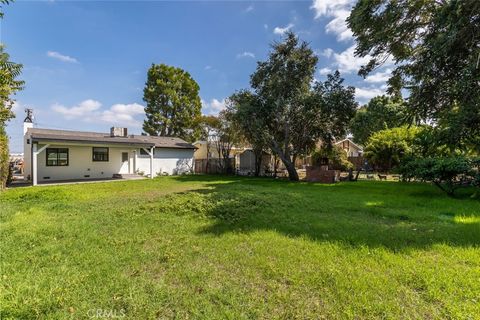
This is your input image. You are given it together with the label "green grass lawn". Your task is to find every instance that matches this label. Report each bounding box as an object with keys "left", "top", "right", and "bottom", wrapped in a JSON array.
[{"left": 1, "top": 176, "right": 479, "bottom": 319}]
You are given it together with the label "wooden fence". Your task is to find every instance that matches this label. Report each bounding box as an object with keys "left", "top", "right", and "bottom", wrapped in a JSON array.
[{"left": 194, "top": 158, "right": 236, "bottom": 174}]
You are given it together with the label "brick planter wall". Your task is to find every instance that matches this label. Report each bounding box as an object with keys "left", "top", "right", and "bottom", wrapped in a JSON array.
[{"left": 306, "top": 166, "right": 340, "bottom": 183}]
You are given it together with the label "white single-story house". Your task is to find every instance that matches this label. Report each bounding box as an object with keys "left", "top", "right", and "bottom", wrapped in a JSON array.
[
  {"left": 23, "top": 120, "right": 196, "bottom": 185},
  {"left": 334, "top": 138, "right": 363, "bottom": 157}
]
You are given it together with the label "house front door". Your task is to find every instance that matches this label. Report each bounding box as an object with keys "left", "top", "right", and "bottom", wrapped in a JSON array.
[{"left": 120, "top": 152, "right": 129, "bottom": 174}]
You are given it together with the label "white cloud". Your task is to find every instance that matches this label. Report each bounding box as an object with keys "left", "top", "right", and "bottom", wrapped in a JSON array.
[
  {"left": 11, "top": 101, "right": 23, "bottom": 113},
  {"left": 237, "top": 51, "right": 255, "bottom": 59},
  {"left": 311, "top": 0, "right": 351, "bottom": 17},
  {"left": 319, "top": 67, "right": 332, "bottom": 75},
  {"left": 323, "top": 45, "right": 394, "bottom": 76},
  {"left": 264, "top": 24, "right": 268, "bottom": 30},
  {"left": 52, "top": 99, "right": 101, "bottom": 119},
  {"left": 319, "top": 48, "right": 334, "bottom": 58},
  {"left": 331, "top": 45, "right": 372, "bottom": 73},
  {"left": 52, "top": 100, "right": 145, "bottom": 126},
  {"left": 202, "top": 98, "right": 226, "bottom": 115},
  {"left": 364, "top": 69, "right": 392, "bottom": 83},
  {"left": 273, "top": 23, "right": 294, "bottom": 35},
  {"left": 46, "top": 51, "right": 78, "bottom": 63},
  {"left": 325, "top": 9, "right": 353, "bottom": 41},
  {"left": 100, "top": 103, "right": 144, "bottom": 126},
  {"left": 311, "top": 0, "right": 354, "bottom": 41},
  {"left": 244, "top": 5, "right": 254, "bottom": 13},
  {"left": 355, "top": 87, "right": 385, "bottom": 101}
]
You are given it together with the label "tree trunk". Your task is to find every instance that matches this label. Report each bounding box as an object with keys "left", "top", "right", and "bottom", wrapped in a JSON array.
[
  {"left": 284, "top": 160, "right": 299, "bottom": 181},
  {"left": 222, "top": 143, "right": 234, "bottom": 174},
  {"left": 254, "top": 148, "right": 262, "bottom": 176},
  {"left": 271, "top": 142, "right": 299, "bottom": 181},
  {"left": 215, "top": 142, "right": 223, "bottom": 173},
  {"left": 205, "top": 141, "right": 210, "bottom": 174},
  {"left": 273, "top": 155, "right": 278, "bottom": 178}
]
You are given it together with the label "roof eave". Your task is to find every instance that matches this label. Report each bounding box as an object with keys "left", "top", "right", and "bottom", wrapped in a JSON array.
[{"left": 31, "top": 137, "right": 155, "bottom": 147}]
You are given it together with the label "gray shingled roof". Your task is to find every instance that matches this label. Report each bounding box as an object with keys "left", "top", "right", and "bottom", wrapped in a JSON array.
[{"left": 28, "top": 128, "right": 196, "bottom": 149}]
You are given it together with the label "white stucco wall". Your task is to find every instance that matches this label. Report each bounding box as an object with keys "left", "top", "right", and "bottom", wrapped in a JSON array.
[
  {"left": 23, "top": 133, "right": 32, "bottom": 179},
  {"left": 25, "top": 143, "right": 194, "bottom": 182},
  {"left": 34, "top": 144, "right": 135, "bottom": 182},
  {"left": 136, "top": 148, "right": 194, "bottom": 176}
]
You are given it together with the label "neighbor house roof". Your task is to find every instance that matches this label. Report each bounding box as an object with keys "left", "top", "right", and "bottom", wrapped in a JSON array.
[
  {"left": 28, "top": 128, "right": 196, "bottom": 149},
  {"left": 334, "top": 138, "right": 363, "bottom": 151}
]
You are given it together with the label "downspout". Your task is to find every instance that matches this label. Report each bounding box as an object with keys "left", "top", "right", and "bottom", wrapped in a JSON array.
[
  {"left": 30, "top": 141, "right": 33, "bottom": 183},
  {"left": 150, "top": 146, "right": 155, "bottom": 179},
  {"left": 31, "top": 142, "right": 35, "bottom": 185}
]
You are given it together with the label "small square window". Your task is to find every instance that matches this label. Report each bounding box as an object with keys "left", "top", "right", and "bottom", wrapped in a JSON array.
[
  {"left": 93, "top": 147, "right": 109, "bottom": 161},
  {"left": 46, "top": 148, "right": 69, "bottom": 166}
]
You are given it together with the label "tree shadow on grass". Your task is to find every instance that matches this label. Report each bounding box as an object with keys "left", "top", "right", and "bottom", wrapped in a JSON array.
[{"left": 172, "top": 176, "right": 480, "bottom": 251}]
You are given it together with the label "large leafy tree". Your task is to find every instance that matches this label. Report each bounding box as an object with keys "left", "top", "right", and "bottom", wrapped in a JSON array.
[
  {"left": 228, "top": 90, "right": 269, "bottom": 176},
  {"left": 197, "top": 115, "right": 220, "bottom": 173},
  {"left": 212, "top": 110, "right": 240, "bottom": 174},
  {"left": 1, "top": 0, "right": 24, "bottom": 190},
  {"left": 350, "top": 95, "right": 407, "bottom": 145},
  {"left": 347, "top": 0, "right": 480, "bottom": 150},
  {"left": 143, "top": 64, "right": 202, "bottom": 141},
  {"left": 0, "top": 45, "right": 23, "bottom": 126},
  {"left": 232, "top": 33, "right": 357, "bottom": 181}
]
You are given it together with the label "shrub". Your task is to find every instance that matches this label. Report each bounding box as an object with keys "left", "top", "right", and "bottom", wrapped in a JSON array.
[
  {"left": 398, "top": 156, "right": 479, "bottom": 196},
  {"left": 364, "top": 126, "right": 420, "bottom": 172},
  {"left": 311, "top": 145, "right": 353, "bottom": 171},
  {"left": 0, "top": 128, "right": 9, "bottom": 190}
]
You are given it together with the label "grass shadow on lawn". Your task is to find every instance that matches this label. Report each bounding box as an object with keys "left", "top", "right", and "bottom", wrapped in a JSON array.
[{"left": 173, "top": 175, "right": 480, "bottom": 251}]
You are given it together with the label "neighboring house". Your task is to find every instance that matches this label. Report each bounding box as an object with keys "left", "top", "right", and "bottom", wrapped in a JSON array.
[
  {"left": 193, "top": 141, "right": 220, "bottom": 160},
  {"left": 193, "top": 140, "right": 244, "bottom": 160},
  {"left": 23, "top": 120, "right": 195, "bottom": 185},
  {"left": 237, "top": 149, "right": 274, "bottom": 175},
  {"left": 193, "top": 140, "right": 247, "bottom": 174},
  {"left": 334, "top": 138, "right": 363, "bottom": 157}
]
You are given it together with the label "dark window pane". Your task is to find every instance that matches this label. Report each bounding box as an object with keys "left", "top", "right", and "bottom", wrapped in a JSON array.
[
  {"left": 93, "top": 147, "right": 109, "bottom": 161},
  {"left": 46, "top": 148, "right": 68, "bottom": 166}
]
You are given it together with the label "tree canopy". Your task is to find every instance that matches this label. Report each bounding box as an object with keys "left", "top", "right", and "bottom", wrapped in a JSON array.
[
  {"left": 228, "top": 90, "right": 269, "bottom": 176},
  {"left": 364, "top": 126, "right": 421, "bottom": 171},
  {"left": 0, "top": 45, "right": 23, "bottom": 126},
  {"left": 143, "top": 64, "right": 202, "bottom": 141},
  {"left": 1, "top": 0, "right": 23, "bottom": 190},
  {"left": 347, "top": 0, "right": 480, "bottom": 150},
  {"left": 230, "top": 33, "right": 357, "bottom": 181},
  {"left": 350, "top": 95, "right": 407, "bottom": 145}
]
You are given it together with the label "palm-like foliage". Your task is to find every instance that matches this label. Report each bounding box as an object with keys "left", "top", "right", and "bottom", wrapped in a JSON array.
[{"left": 0, "top": 45, "right": 24, "bottom": 125}]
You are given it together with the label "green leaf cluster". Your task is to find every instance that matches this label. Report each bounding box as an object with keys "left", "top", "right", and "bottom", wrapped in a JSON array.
[
  {"left": 229, "top": 33, "right": 357, "bottom": 180},
  {"left": 142, "top": 64, "right": 201, "bottom": 141},
  {"left": 0, "top": 45, "right": 24, "bottom": 126},
  {"left": 398, "top": 156, "right": 479, "bottom": 196},
  {"left": 348, "top": 0, "right": 480, "bottom": 149},
  {"left": 364, "top": 126, "right": 421, "bottom": 171},
  {"left": 311, "top": 145, "right": 354, "bottom": 171},
  {"left": 350, "top": 95, "right": 407, "bottom": 145}
]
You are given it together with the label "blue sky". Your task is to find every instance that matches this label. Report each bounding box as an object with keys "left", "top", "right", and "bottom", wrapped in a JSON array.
[{"left": 3, "top": 0, "right": 392, "bottom": 152}]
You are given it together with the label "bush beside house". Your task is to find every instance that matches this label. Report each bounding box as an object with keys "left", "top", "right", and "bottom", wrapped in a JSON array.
[{"left": 0, "top": 128, "right": 10, "bottom": 189}]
